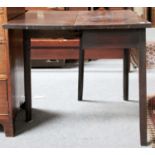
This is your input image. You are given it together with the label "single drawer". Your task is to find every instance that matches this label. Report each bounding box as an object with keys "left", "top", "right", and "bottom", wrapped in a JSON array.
[
  {"left": 82, "top": 30, "right": 140, "bottom": 49},
  {"left": 0, "top": 80, "right": 9, "bottom": 115},
  {"left": 0, "top": 43, "right": 7, "bottom": 74}
]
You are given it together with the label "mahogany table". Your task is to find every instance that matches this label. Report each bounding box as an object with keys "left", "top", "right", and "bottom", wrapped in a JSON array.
[{"left": 3, "top": 10, "right": 151, "bottom": 146}]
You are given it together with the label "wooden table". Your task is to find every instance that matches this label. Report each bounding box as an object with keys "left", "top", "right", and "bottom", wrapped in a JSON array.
[{"left": 3, "top": 10, "right": 151, "bottom": 146}]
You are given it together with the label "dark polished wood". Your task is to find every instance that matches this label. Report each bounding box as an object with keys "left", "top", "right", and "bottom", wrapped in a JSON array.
[
  {"left": 3, "top": 10, "right": 150, "bottom": 30},
  {"left": 75, "top": 10, "right": 150, "bottom": 29},
  {"left": 78, "top": 34, "right": 84, "bottom": 101},
  {"left": 3, "top": 10, "right": 151, "bottom": 145},
  {"left": 3, "top": 11, "right": 78, "bottom": 30},
  {"left": 23, "top": 30, "right": 32, "bottom": 122},
  {"left": 138, "top": 29, "right": 147, "bottom": 146},
  {"left": 82, "top": 29, "right": 141, "bottom": 48},
  {"left": 123, "top": 48, "right": 130, "bottom": 101}
]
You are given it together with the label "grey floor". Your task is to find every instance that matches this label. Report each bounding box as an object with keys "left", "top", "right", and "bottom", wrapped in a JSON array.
[{"left": 0, "top": 28, "right": 155, "bottom": 148}]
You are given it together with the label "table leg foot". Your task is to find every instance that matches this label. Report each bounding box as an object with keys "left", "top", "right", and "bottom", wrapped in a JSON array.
[
  {"left": 25, "top": 103, "right": 32, "bottom": 122},
  {"left": 140, "top": 137, "right": 148, "bottom": 146},
  {"left": 78, "top": 95, "right": 83, "bottom": 101}
]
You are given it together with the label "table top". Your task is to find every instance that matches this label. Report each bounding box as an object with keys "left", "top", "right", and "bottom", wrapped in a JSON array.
[{"left": 3, "top": 10, "right": 151, "bottom": 30}]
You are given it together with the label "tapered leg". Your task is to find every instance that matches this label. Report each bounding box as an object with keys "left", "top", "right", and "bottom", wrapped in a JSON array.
[
  {"left": 138, "top": 30, "right": 147, "bottom": 146},
  {"left": 23, "top": 30, "right": 32, "bottom": 122},
  {"left": 123, "top": 48, "right": 130, "bottom": 101},
  {"left": 78, "top": 36, "right": 85, "bottom": 101}
]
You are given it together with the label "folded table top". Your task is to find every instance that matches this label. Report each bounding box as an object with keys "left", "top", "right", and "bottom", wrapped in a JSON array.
[{"left": 3, "top": 10, "right": 151, "bottom": 30}]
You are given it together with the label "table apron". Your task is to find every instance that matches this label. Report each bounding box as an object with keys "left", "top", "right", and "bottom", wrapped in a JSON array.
[{"left": 82, "top": 29, "right": 142, "bottom": 49}]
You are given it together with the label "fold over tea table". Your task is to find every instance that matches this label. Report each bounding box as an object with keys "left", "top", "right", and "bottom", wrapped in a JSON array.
[{"left": 3, "top": 10, "right": 151, "bottom": 145}]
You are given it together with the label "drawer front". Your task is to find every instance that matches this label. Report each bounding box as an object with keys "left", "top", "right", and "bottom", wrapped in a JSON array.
[
  {"left": 0, "top": 43, "right": 7, "bottom": 74},
  {"left": 0, "top": 80, "right": 9, "bottom": 114},
  {"left": 82, "top": 30, "right": 139, "bottom": 49}
]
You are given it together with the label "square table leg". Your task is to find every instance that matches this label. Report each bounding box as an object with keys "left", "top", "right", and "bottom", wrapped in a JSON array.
[
  {"left": 138, "top": 29, "right": 147, "bottom": 146},
  {"left": 78, "top": 35, "right": 85, "bottom": 101},
  {"left": 123, "top": 48, "right": 130, "bottom": 101},
  {"left": 23, "top": 30, "right": 32, "bottom": 122}
]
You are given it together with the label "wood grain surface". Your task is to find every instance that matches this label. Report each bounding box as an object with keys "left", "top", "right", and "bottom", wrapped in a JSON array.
[{"left": 3, "top": 10, "right": 151, "bottom": 30}]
